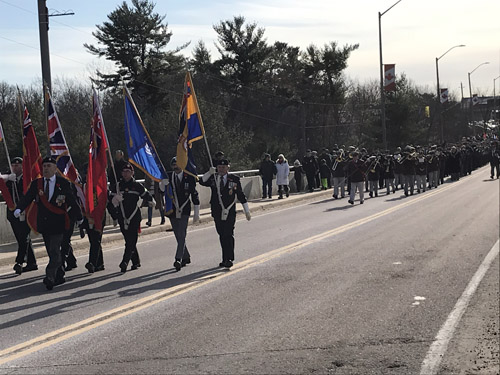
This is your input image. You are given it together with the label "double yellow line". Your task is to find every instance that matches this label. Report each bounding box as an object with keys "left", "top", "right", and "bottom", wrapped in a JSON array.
[{"left": 0, "top": 178, "right": 466, "bottom": 365}]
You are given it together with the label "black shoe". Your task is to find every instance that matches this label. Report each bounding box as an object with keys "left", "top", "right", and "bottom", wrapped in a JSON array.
[
  {"left": 268, "top": 196, "right": 272, "bottom": 199},
  {"left": 332, "top": 194, "right": 337, "bottom": 199},
  {"left": 174, "top": 260, "right": 182, "bottom": 271},
  {"left": 95, "top": 265, "right": 105, "bottom": 272},
  {"left": 146, "top": 221, "right": 152, "bottom": 227},
  {"left": 119, "top": 261, "right": 127, "bottom": 273},
  {"left": 160, "top": 218, "right": 165, "bottom": 225},
  {"left": 360, "top": 200, "right": 364, "bottom": 204},
  {"left": 369, "top": 192, "right": 373, "bottom": 198},
  {"left": 278, "top": 196, "right": 283, "bottom": 199},
  {"left": 22, "top": 264, "right": 38, "bottom": 272},
  {"left": 375, "top": 192, "right": 378, "bottom": 197},
  {"left": 181, "top": 258, "right": 191, "bottom": 267},
  {"left": 404, "top": 192, "right": 409, "bottom": 197},
  {"left": 43, "top": 277, "right": 54, "bottom": 291},
  {"left": 131, "top": 263, "right": 141, "bottom": 270},
  {"left": 223, "top": 260, "right": 233, "bottom": 268},
  {"left": 85, "top": 262, "right": 95, "bottom": 274},
  {"left": 219, "top": 262, "right": 225, "bottom": 267},
  {"left": 65, "top": 263, "right": 77, "bottom": 272},
  {"left": 286, "top": 192, "right": 289, "bottom": 197},
  {"left": 348, "top": 200, "right": 354, "bottom": 205},
  {"left": 54, "top": 277, "right": 66, "bottom": 286},
  {"left": 13, "top": 263, "right": 22, "bottom": 275}
]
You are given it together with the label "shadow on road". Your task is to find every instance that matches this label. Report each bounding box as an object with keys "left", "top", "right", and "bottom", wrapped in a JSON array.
[{"left": 0, "top": 265, "right": 226, "bottom": 331}]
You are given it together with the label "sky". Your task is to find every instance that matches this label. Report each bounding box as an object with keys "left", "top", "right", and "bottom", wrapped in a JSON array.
[{"left": 0, "top": 0, "right": 499, "bottom": 100}]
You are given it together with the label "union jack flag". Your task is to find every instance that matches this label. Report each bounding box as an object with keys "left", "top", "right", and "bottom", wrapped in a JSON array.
[{"left": 46, "top": 89, "right": 85, "bottom": 210}]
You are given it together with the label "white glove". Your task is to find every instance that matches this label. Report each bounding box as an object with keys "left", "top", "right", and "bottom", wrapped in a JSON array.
[
  {"left": 193, "top": 205, "right": 200, "bottom": 224},
  {"left": 202, "top": 167, "right": 217, "bottom": 182},
  {"left": 148, "top": 198, "right": 156, "bottom": 208},
  {"left": 13, "top": 209, "right": 21, "bottom": 218},
  {"left": 242, "top": 202, "right": 251, "bottom": 221},
  {"left": 76, "top": 218, "right": 84, "bottom": 226},
  {"left": 111, "top": 193, "right": 123, "bottom": 207},
  {"left": 7, "top": 173, "right": 16, "bottom": 182},
  {"left": 159, "top": 178, "right": 169, "bottom": 192}
]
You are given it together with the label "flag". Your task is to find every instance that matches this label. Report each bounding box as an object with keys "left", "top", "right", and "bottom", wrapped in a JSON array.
[
  {"left": 46, "top": 89, "right": 85, "bottom": 210},
  {"left": 0, "top": 120, "right": 4, "bottom": 141},
  {"left": 123, "top": 86, "right": 167, "bottom": 181},
  {"left": 384, "top": 64, "right": 396, "bottom": 92},
  {"left": 425, "top": 106, "right": 430, "bottom": 118},
  {"left": 472, "top": 94, "right": 479, "bottom": 106},
  {"left": 176, "top": 72, "right": 205, "bottom": 178},
  {"left": 163, "top": 183, "right": 174, "bottom": 216},
  {"left": 85, "top": 90, "right": 109, "bottom": 231},
  {"left": 0, "top": 120, "right": 14, "bottom": 210},
  {"left": 20, "top": 100, "right": 42, "bottom": 232},
  {"left": 440, "top": 88, "right": 449, "bottom": 104}
]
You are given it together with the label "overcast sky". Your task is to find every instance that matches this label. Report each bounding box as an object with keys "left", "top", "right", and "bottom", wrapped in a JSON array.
[{"left": 1, "top": 0, "right": 499, "bottom": 99}]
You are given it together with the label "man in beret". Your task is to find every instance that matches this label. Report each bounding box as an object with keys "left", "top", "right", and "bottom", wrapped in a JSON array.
[
  {"left": 199, "top": 159, "right": 251, "bottom": 268},
  {"left": 1, "top": 157, "right": 37, "bottom": 275},
  {"left": 14, "top": 156, "right": 83, "bottom": 290},
  {"left": 108, "top": 162, "right": 154, "bottom": 273}
]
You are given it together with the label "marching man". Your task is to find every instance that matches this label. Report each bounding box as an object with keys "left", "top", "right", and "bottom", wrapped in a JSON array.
[{"left": 199, "top": 158, "right": 251, "bottom": 268}]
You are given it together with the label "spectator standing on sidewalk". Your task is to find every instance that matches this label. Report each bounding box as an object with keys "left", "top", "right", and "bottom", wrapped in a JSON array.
[
  {"left": 319, "top": 159, "right": 331, "bottom": 190},
  {"left": 275, "top": 154, "right": 290, "bottom": 199},
  {"left": 258, "top": 153, "right": 276, "bottom": 199},
  {"left": 293, "top": 160, "right": 304, "bottom": 192}
]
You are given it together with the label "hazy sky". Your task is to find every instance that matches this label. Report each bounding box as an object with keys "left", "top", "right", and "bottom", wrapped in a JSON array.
[{"left": 1, "top": 0, "right": 499, "bottom": 99}]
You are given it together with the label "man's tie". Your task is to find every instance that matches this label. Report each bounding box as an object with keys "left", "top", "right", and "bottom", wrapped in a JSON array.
[{"left": 44, "top": 178, "right": 50, "bottom": 199}]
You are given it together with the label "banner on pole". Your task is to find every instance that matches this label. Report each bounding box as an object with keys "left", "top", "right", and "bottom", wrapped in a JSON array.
[
  {"left": 384, "top": 64, "right": 396, "bottom": 92},
  {"left": 440, "top": 88, "right": 449, "bottom": 104}
]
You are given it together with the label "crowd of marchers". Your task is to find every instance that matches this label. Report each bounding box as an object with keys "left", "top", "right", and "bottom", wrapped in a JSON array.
[{"left": 259, "top": 137, "right": 500, "bottom": 204}]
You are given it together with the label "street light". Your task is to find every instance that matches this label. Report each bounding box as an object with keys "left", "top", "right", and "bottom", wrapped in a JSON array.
[
  {"left": 436, "top": 44, "right": 465, "bottom": 143},
  {"left": 379, "top": 0, "right": 403, "bottom": 151},
  {"left": 468, "top": 62, "right": 490, "bottom": 136},
  {"left": 493, "top": 75, "right": 500, "bottom": 126}
]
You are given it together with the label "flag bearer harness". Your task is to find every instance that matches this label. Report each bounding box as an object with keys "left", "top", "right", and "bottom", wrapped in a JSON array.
[
  {"left": 171, "top": 173, "right": 190, "bottom": 219},
  {"left": 215, "top": 174, "right": 236, "bottom": 221}
]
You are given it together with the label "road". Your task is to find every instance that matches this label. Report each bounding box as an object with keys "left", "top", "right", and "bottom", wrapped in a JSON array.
[{"left": 0, "top": 167, "right": 498, "bottom": 374}]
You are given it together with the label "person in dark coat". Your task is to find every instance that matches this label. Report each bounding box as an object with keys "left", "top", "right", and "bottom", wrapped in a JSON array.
[
  {"left": 258, "top": 153, "right": 276, "bottom": 199},
  {"left": 14, "top": 156, "right": 83, "bottom": 290},
  {"left": 347, "top": 151, "right": 367, "bottom": 204},
  {"left": 447, "top": 146, "right": 461, "bottom": 181},
  {"left": 293, "top": 160, "right": 304, "bottom": 192},
  {"left": 302, "top": 150, "right": 318, "bottom": 192},
  {"left": 199, "top": 159, "right": 250, "bottom": 268},
  {"left": 1, "top": 157, "right": 37, "bottom": 275}
]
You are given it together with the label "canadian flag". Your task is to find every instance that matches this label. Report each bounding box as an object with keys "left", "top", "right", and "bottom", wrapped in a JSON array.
[
  {"left": 384, "top": 64, "right": 396, "bottom": 92},
  {"left": 472, "top": 94, "right": 479, "bottom": 106},
  {"left": 440, "top": 88, "right": 449, "bottom": 104}
]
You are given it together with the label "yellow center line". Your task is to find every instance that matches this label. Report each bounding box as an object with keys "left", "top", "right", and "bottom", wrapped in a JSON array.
[{"left": 0, "top": 177, "right": 470, "bottom": 365}]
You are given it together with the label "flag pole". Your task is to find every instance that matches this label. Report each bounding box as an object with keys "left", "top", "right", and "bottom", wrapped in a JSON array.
[
  {"left": 187, "top": 71, "right": 214, "bottom": 168},
  {"left": 0, "top": 121, "right": 13, "bottom": 171}
]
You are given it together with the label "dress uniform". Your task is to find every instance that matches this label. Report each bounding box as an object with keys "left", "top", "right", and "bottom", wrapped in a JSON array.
[
  {"left": 199, "top": 159, "right": 251, "bottom": 268},
  {"left": 2, "top": 157, "right": 37, "bottom": 274},
  {"left": 82, "top": 214, "right": 106, "bottom": 273},
  {"left": 14, "top": 156, "right": 82, "bottom": 290},
  {"left": 346, "top": 152, "right": 366, "bottom": 204},
  {"left": 109, "top": 162, "right": 153, "bottom": 273},
  {"left": 162, "top": 157, "right": 200, "bottom": 271}
]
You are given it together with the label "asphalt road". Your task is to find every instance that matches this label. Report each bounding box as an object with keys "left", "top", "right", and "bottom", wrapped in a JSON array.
[{"left": 0, "top": 167, "right": 498, "bottom": 374}]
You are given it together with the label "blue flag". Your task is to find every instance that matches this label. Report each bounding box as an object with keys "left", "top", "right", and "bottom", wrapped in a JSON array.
[{"left": 123, "top": 87, "right": 167, "bottom": 181}]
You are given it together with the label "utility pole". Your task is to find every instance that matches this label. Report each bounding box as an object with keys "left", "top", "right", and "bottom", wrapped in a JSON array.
[{"left": 37, "top": 0, "right": 51, "bottom": 95}]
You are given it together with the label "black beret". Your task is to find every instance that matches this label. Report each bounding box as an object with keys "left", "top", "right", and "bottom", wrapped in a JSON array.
[
  {"left": 42, "top": 156, "right": 57, "bottom": 164},
  {"left": 122, "top": 162, "right": 134, "bottom": 171},
  {"left": 11, "top": 157, "right": 22, "bottom": 165},
  {"left": 217, "top": 159, "right": 230, "bottom": 166},
  {"left": 215, "top": 151, "right": 225, "bottom": 157}
]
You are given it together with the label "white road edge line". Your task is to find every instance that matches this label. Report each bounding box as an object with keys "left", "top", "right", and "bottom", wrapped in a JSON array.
[{"left": 419, "top": 239, "right": 499, "bottom": 375}]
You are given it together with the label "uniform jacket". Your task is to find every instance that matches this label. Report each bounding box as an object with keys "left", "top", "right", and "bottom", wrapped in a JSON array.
[
  {"left": 199, "top": 173, "right": 247, "bottom": 218},
  {"left": 331, "top": 160, "right": 347, "bottom": 178},
  {"left": 302, "top": 155, "right": 318, "bottom": 175},
  {"left": 347, "top": 159, "right": 367, "bottom": 182},
  {"left": 415, "top": 158, "right": 427, "bottom": 175},
  {"left": 167, "top": 171, "right": 199, "bottom": 217},
  {"left": 16, "top": 176, "right": 82, "bottom": 235},
  {"left": 108, "top": 177, "right": 152, "bottom": 222}
]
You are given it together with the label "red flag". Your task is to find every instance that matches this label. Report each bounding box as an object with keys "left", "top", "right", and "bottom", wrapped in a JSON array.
[
  {"left": 0, "top": 179, "right": 15, "bottom": 210},
  {"left": 440, "top": 88, "right": 449, "bottom": 104},
  {"left": 85, "top": 90, "right": 109, "bottom": 231},
  {"left": 384, "top": 64, "right": 396, "bottom": 92},
  {"left": 20, "top": 102, "right": 42, "bottom": 233}
]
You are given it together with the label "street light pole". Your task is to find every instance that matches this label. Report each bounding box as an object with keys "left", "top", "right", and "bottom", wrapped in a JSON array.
[
  {"left": 468, "top": 62, "right": 490, "bottom": 137},
  {"left": 379, "top": 0, "right": 403, "bottom": 151},
  {"left": 494, "top": 75, "right": 500, "bottom": 127},
  {"left": 435, "top": 45, "right": 465, "bottom": 143}
]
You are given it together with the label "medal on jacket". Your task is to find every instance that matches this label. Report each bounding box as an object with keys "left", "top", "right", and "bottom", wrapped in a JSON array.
[{"left": 56, "top": 195, "right": 66, "bottom": 207}]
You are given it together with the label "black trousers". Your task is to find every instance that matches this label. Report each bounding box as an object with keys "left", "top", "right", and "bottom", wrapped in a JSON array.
[
  {"left": 42, "top": 233, "right": 64, "bottom": 283},
  {"left": 86, "top": 227, "right": 104, "bottom": 268},
  {"left": 214, "top": 212, "right": 236, "bottom": 262},
  {"left": 306, "top": 173, "right": 315, "bottom": 191},
  {"left": 11, "top": 219, "right": 36, "bottom": 265},
  {"left": 295, "top": 177, "right": 302, "bottom": 192},
  {"left": 119, "top": 218, "right": 140, "bottom": 266},
  {"left": 262, "top": 178, "right": 273, "bottom": 197},
  {"left": 61, "top": 220, "right": 77, "bottom": 267}
]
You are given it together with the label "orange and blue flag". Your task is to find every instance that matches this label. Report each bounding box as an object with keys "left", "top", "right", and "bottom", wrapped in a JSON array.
[{"left": 176, "top": 72, "right": 205, "bottom": 177}]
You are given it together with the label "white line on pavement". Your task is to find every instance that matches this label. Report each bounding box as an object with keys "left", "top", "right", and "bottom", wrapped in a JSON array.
[{"left": 419, "top": 239, "right": 500, "bottom": 375}]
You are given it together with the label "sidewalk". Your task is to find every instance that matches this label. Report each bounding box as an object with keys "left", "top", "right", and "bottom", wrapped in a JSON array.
[{"left": 0, "top": 189, "right": 333, "bottom": 268}]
